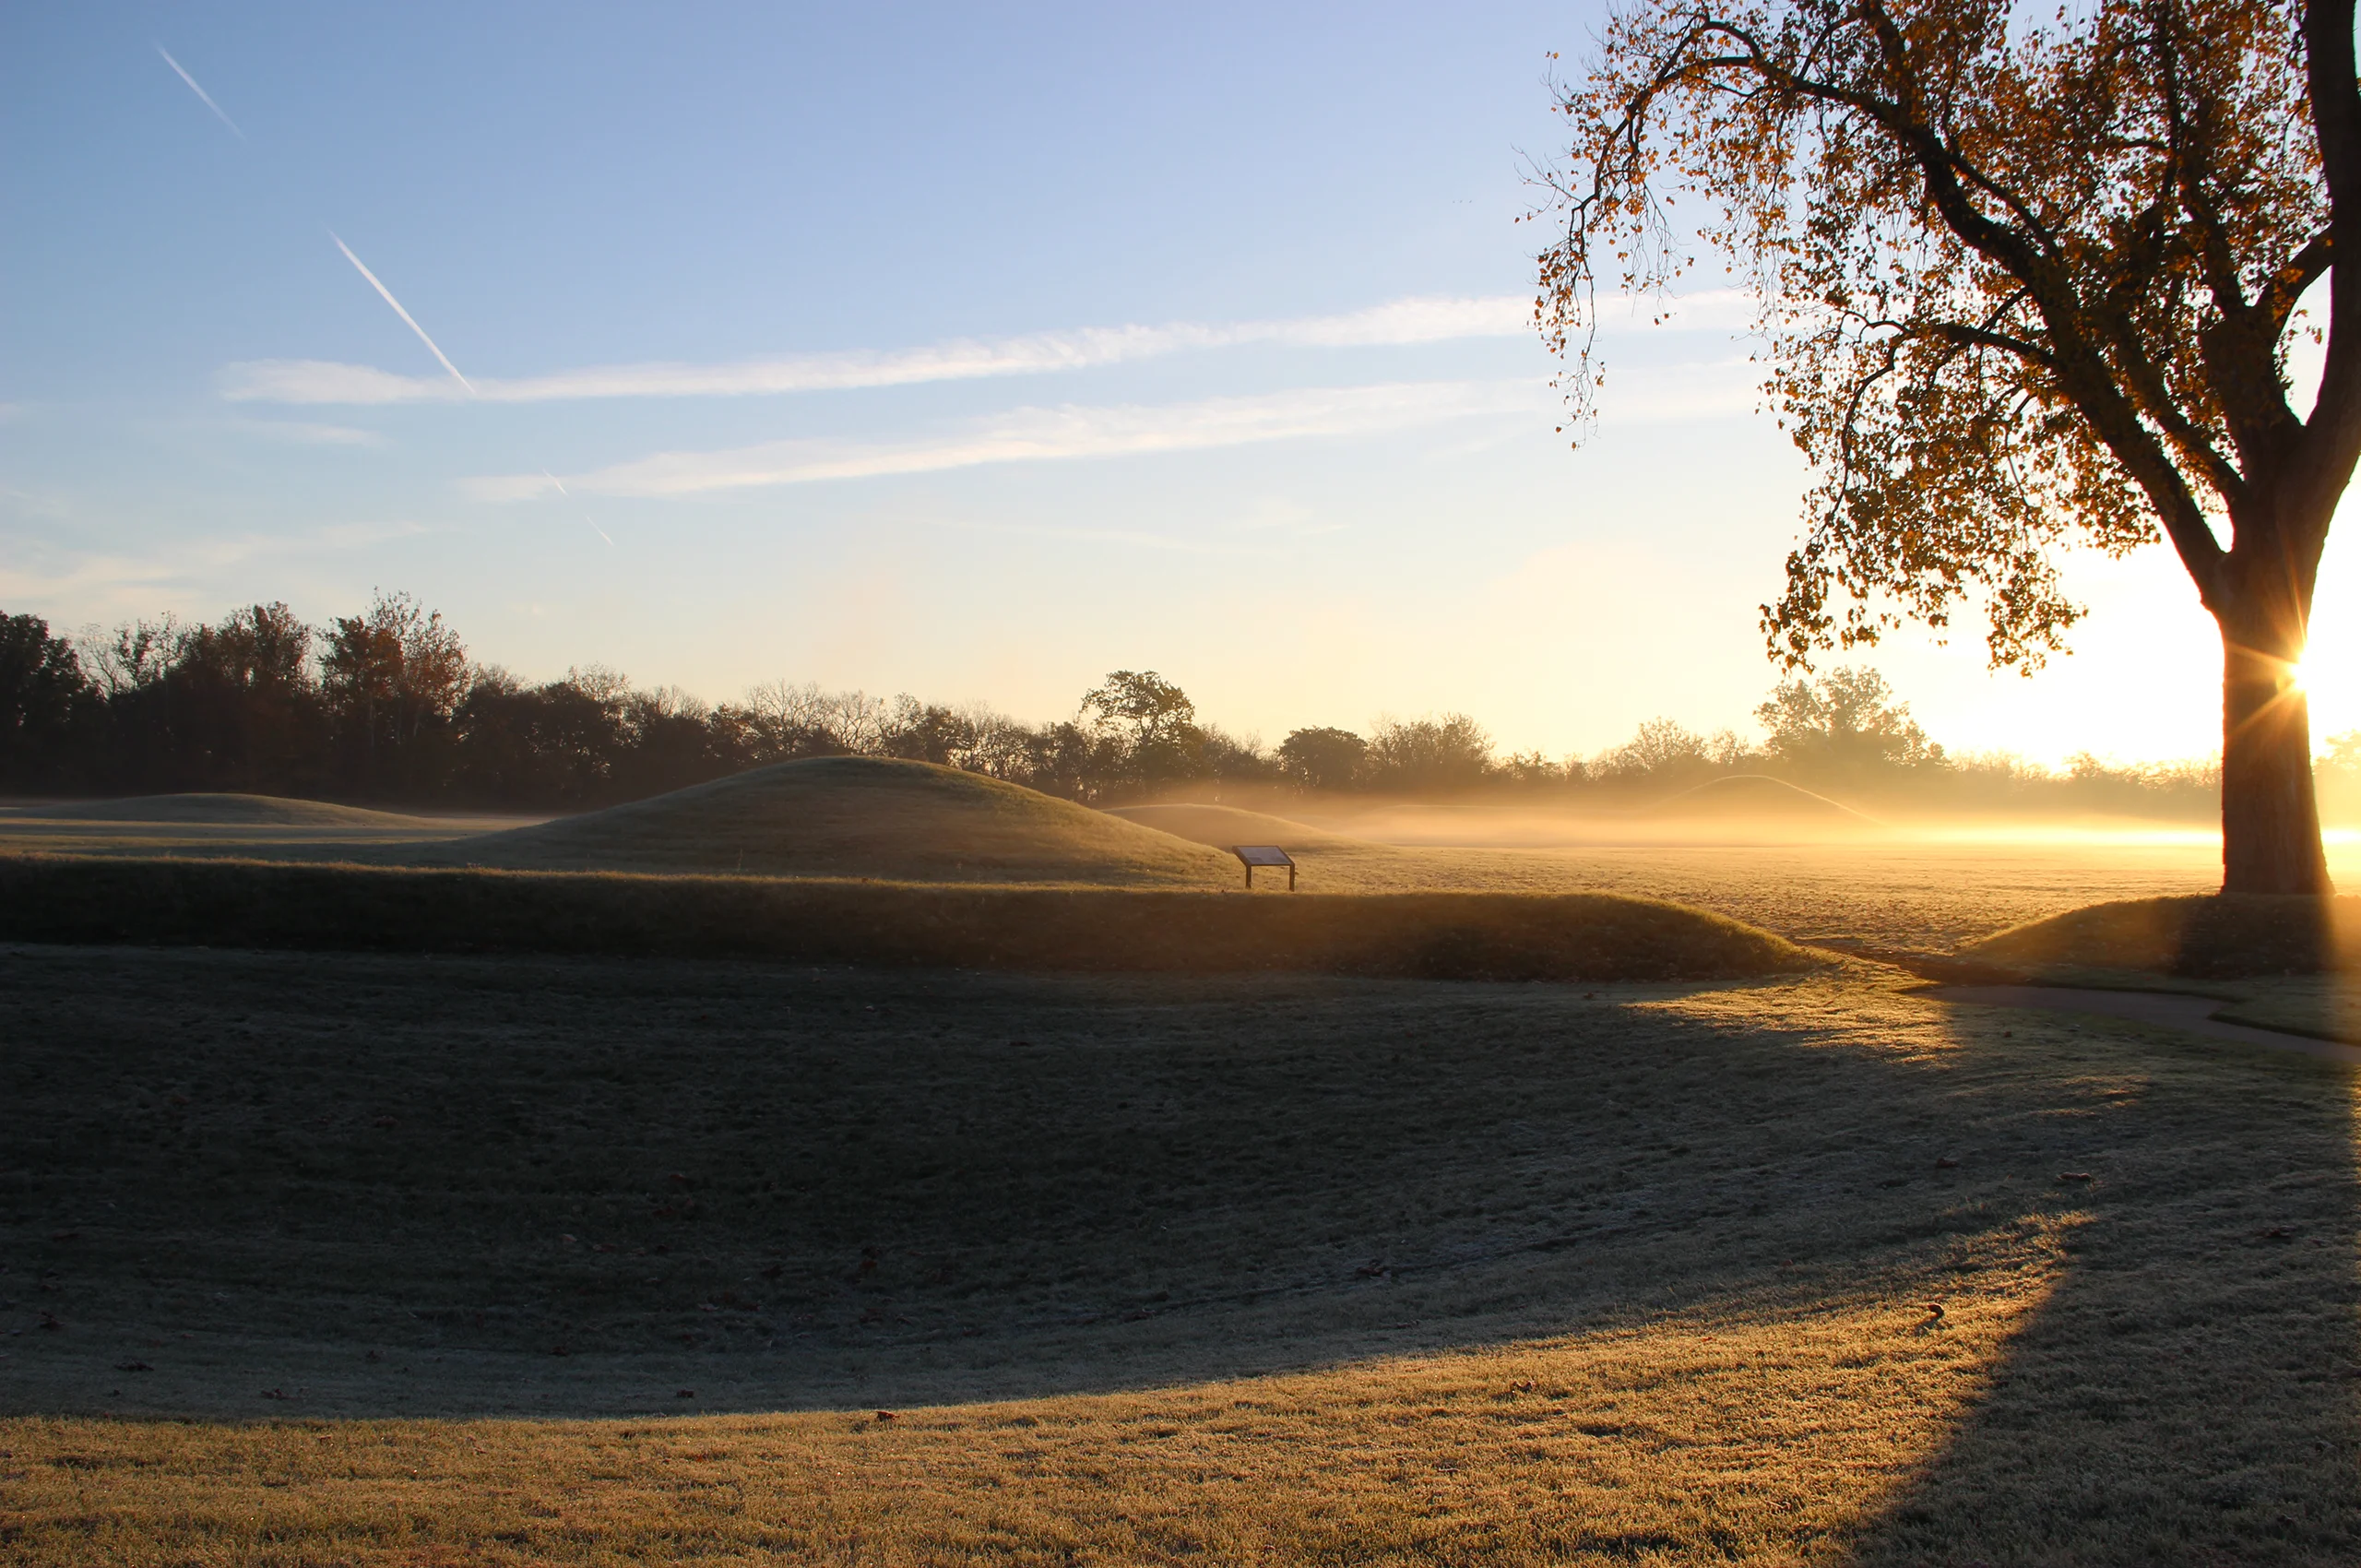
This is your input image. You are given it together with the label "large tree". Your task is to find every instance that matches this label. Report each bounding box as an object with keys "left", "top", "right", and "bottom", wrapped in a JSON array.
[{"left": 1536, "top": 0, "right": 2359, "bottom": 892}]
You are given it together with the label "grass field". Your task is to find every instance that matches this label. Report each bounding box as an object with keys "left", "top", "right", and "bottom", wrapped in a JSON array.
[
  {"left": 7, "top": 777, "right": 2361, "bottom": 1562},
  {"left": 6, "top": 944, "right": 2361, "bottom": 1563},
  {"left": 1118, "top": 800, "right": 2361, "bottom": 950},
  {"left": 16, "top": 780, "right": 2354, "bottom": 954},
  {"left": 0, "top": 796, "right": 528, "bottom": 864}
]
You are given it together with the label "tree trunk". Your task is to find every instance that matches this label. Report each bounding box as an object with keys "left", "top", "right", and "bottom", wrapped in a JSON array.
[{"left": 2217, "top": 607, "right": 2333, "bottom": 895}]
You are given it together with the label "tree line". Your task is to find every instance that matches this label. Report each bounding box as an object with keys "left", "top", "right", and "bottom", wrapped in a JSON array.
[{"left": 0, "top": 594, "right": 2347, "bottom": 816}]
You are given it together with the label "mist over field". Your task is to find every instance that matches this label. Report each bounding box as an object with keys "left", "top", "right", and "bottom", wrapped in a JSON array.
[{"left": 10, "top": 594, "right": 2356, "bottom": 837}]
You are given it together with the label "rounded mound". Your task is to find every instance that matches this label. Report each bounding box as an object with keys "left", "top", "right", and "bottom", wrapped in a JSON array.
[
  {"left": 1968, "top": 894, "right": 2361, "bottom": 978},
  {"left": 7, "top": 793, "right": 433, "bottom": 827},
  {"left": 1640, "top": 774, "right": 1877, "bottom": 823},
  {"left": 437, "top": 756, "right": 1239, "bottom": 886},
  {"left": 1104, "top": 802, "right": 1365, "bottom": 853}
]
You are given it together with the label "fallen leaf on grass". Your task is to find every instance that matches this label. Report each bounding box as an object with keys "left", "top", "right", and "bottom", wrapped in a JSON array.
[{"left": 2058, "top": 1171, "right": 2094, "bottom": 1182}]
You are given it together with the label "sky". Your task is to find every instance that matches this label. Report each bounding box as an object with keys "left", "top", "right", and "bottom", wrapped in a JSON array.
[{"left": 5, "top": 2, "right": 2355, "bottom": 766}]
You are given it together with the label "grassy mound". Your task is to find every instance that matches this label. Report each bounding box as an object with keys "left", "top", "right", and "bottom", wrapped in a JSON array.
[
  {"left": 1968, "top": 893, "right": 2361, "bottom": 978},
  {"left": 437, "top": 757, "right": 1236, "bottom": 886},
  {"left": 1640, "top": 774, "right": 1877, "bottom": 823},
  {"left": 5, "top": 792, "right": 433, "bottom": 827},
  {"left": 0, "top": 857, "right": 1819, "bottom": 981}
]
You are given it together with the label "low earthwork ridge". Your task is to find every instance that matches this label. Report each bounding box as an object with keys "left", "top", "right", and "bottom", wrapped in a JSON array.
[{"left": 0, "top": 856, "right": 1818, "bottom": 982}]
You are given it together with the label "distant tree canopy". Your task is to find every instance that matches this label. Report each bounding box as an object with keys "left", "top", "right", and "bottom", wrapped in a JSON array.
[
  {"left": 0, "top": 614, "right": 89, "bottom": 786},
  {"left": 1082, "top": 671, "right": 1205, "bottom": 789},
  {"left": 1535, "top": 0, "right": 2361, "bottom": 892},
  {"left": 1363, "top": 715, "right": 1495, "bottom": 793},
  {"left": 4, "top": 595, "right": 2351, "bottom": 818},
  {"left": 1277, "top": 726, "right": 1369, "bottom": 791},
  {"left": 1755, "top": 667, "right": 1941, "bottom": 773}
]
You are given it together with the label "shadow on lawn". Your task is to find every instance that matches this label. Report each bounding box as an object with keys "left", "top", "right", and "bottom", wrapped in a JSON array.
[
  {"left": 1842, "top": 1004, "right": 2361, "bottom": 1565},
  {"left": 9, "top": 934, "right": 2361, "bottom": 1568}
]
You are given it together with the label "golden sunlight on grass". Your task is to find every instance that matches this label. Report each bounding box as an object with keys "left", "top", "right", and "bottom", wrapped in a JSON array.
[
  {"left": 1, "top": 1261, "right": 2056, "bottom": 1567},
  {"left": 10, "top": 935, "right": 2361, "bottom": 1562}
]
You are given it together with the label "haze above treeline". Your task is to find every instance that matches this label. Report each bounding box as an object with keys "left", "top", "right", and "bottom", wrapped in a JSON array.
[{"left": 4, "top": 593, "right": 2352, "bottom": 821}]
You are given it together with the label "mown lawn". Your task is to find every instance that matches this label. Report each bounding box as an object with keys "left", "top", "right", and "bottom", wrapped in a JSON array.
[{"left": 5, "top": 944, "right": 2360, "bottom": 1562}]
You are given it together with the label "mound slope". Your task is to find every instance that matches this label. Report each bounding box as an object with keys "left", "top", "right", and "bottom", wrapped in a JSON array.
[
  {"left": 6, "top": 792, "right": 434, "bottom": 827},
  {"left": 437, "top": 756, "right": 1238, "bottom": 886},
  {"left": 1967, "top": 893, "right": 2361, "bottom": 978}
]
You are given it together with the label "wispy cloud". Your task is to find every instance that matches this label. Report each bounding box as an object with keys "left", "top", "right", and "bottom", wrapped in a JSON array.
[
  {"left": 231, "top": 418, "right": 388, "bottom": 447},
  {"left": 0, "top": 518, "right": 430, "bottom": 612},
  {"left": 155, "top": 45, "right": 245, "bottom": 140},
  {"left": 224, "top": 295, "right": 1536, "bottom": 407},
  {"left": 467, "top": 379, "right": 1551, "bottom": 501}
]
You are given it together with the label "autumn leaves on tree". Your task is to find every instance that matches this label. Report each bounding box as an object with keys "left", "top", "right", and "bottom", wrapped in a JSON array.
[{"left": 1536, "top": 0, "right": 2360, "bottom": 892}]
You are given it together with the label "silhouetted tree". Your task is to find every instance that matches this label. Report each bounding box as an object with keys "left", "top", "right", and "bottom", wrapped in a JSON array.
[
  {"left": 614, "top": 686, "right": 726, "bottom": 800},
  {"left": 1363, "top": 715, "right": 1493, "bottom": 792},
  {"left": 1277, "top": 726, "right": 1368, "bottom": 791},
  {"left": 880, "top": 695, "right": 978, "bottom": 766},
  {"left": 321, "top": 591, "right": 469, "bottom": 797},
  {"left": 1500, "top": 749, "right": 1578, "bottom": 788},
  {"left": 1082, "top": 670, "right": 1206, "bottom": 789},
  {"left": 1756, "top": 667, "right": 1941, "bottom": 776},
  {"left": 451, "top": 668, "right": 625, "bottom": 806},
  {"left": 77, "top": 604, "right": 326, "bottom": 793},
  {"left": 1023, "top": 719, "right": 1122, "bottom": 804},
  {"left": 1537, "top": 0, "right": 2358, "bottom": 891},
  {"left": 0, "top": 613, "right": 91, "bottom": 789},
  {"left": 1594, "top": 718, "right": 1717, "bottom": 784}
]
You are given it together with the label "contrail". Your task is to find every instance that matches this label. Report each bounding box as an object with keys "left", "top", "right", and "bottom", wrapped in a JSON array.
[
  {"left": 149, "top": 42, "right": 595, "bottom": 535},
  {"left": 155, "top": 45, "right": 246, "bottom": 140},
  {"left": 543, "top": 470, "right": 614, "bottom": 545},
  {"left": 330, "top": 233, "right": 475, "bottom": 396}
]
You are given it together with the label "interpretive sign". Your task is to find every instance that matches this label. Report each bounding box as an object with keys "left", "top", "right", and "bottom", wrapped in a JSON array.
[{"left": 1230, "top": 844, "right": 1297, "bottom": 891}]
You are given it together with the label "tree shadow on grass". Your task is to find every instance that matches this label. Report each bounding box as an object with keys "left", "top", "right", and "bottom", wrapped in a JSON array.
[
  {"left": 7, "top": 934, "right": 2361, "bottom": 1536},
  {"left": 1840, "top": 1001, "right": 2361, "bottom": 1565}
]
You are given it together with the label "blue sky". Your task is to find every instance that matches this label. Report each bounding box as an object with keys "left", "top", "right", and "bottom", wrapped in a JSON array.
[{"left": 5, "top": 2, "right": 2352, "bottom": 763}]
